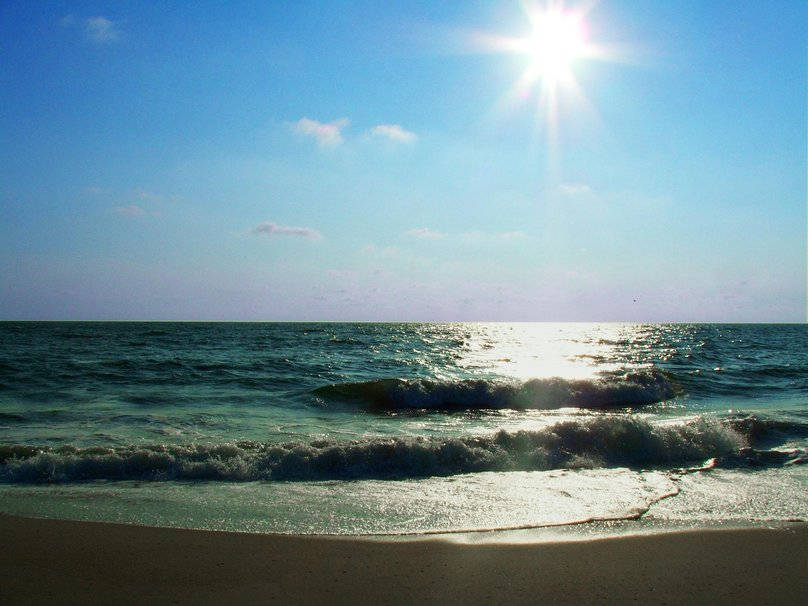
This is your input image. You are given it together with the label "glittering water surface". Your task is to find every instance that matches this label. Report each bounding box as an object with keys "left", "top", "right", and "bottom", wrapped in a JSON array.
[{"left": 0, "top": 322, "right": 806, "bottom": 534}]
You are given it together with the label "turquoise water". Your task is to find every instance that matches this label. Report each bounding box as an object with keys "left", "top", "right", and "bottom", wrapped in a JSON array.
[{"left": 1, "top": 322, "right": 806, "bottom": 534}]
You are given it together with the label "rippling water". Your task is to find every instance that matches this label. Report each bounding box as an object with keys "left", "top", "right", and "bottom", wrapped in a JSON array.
[{"left": 0, "top": 322, "right": 806, "bottom": 534}]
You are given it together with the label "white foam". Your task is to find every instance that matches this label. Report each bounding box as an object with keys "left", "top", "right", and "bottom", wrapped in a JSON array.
[{"left": 0, "top": 468, "right": 680, "bottom": 535}]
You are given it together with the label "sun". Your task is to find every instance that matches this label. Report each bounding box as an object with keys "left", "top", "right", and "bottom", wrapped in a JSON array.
[
  {"left": 470, "top": 2, "right": 598, "bottom": 95},
  {"left": 469, "top": 0, "right": 614, "bottom": 159},
  {"left": 522, "top": 9, "right": 586, "bottom": 86}
]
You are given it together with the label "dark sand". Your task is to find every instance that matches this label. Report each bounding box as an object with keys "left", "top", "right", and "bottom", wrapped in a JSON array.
[{"left": 1, "top": 514, "right": 806, "bottom": 605}]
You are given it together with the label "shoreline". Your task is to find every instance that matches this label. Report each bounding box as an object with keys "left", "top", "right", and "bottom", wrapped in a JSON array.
[{"left": 2, "top": 514, "right": 806, "bottom": 605}]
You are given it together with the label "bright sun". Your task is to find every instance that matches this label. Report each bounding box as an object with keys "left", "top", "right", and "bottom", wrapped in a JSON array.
[
  {"left": 522, "top": 9, "right": 586, "bottom": 86},
  {"left": 471, "top": 1, "right": 611, "bottom": 146}
]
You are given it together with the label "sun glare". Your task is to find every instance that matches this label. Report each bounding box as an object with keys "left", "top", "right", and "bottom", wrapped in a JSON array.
[
  {"left": 469, "top": 1, "right": 617, "bottom": 173},
  {"left": 523, "top": 10, "right": 586, "bottom": 85}
]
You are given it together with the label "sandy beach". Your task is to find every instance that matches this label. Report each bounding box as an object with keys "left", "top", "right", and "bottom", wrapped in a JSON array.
[{"left": 1, "top": 514, "right": 805, "bottom": 605}]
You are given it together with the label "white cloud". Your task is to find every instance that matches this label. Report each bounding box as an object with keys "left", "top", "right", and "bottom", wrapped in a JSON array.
[
  {"left": 294, "top": 117, "right": 349, "bottom": 147},
  {"left": 252, "top": 221, "right": 322, "bottom": 240},
  {"left": 62, "top": 15, "right": 121, "bottom": 44},
  {"left": 114, "top": 204, "right": 147, "bottom": 218},
  {"left": 559, "top": 183, "right": 593, "bottom": 196},
  {"left": 406, "top": 227, "right": 446, "bottom": 239},
  {"left": 85, "top": 16, "right": 120, "bottom": 43},
  {"left": 370, "top": 124, "right": 417, "bottom": 143}
]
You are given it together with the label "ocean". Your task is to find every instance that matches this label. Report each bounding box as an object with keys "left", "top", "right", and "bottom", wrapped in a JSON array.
[{"left": 0, "top": 322, "right": 806, "bottom": 536}]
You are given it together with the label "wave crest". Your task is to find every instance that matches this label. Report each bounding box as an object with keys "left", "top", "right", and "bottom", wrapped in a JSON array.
[
  {"left": 314, "top": 370, "right": 679, "bottom": 410},
  {"left": 3, "top": 415, "right": 801, "bottom": 484}
]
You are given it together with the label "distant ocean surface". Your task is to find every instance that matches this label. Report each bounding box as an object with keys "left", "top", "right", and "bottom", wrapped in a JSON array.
[{"left": 1, "top": 322, "right": 806, "bottom": 535}]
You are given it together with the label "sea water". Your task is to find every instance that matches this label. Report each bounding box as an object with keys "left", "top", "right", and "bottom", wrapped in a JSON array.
[{"left": 0, "top": 322, "right": 805, "bottom": 535}]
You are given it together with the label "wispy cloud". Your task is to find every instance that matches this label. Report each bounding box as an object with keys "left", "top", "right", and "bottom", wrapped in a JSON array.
[
  {"left": 370, "top": 124, "right": 417, "bottom": 143},
  {"left": 98, "top": 187, "right": 178, "bottom": 219},
  {"left": 252, "top": 221, "right": 322, "bottom": 240},
  {"left": 135, "top": 190, "right": 175, "bottom": 203},
  {"left": 294, "top": 117, "right": 349, "bottom": 147},
  {"left": 360, "top": 244, "right": 401, "bottom": 256},
  {"left": 62, "top": 15, "right": 121, "bottom": 44},
  {"left": 497, "top": 230, "right": 526, "bottom": 240},
  {"left": 86, "top": 16, "right": 120, "bottom": 43},
  {"left": 460, "top": 230, "right": 526, "bottom": 241},
  {"left": 406, "top": 228, "right": 524, "bottom": 241},
  {"left": 406, "top": 227, "right": 446, "bottom": 240},
  {"left": 114, "top": 204, "right": 147, "bottom": 218},
  {"left": 559, "top": 183, "right": 593, "bottom": 196}
]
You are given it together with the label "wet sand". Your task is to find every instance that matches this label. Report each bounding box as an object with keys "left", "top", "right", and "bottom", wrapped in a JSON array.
[{"left": 1, "top": 514, "right": 806, "bottom": 605}]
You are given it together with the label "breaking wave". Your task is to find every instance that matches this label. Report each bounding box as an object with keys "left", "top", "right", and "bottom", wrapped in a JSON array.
[
  {"left": 2, "top": 415, "right": 804, "bottom": 484},
  {"left": 314, "top": 369, "right": 679, "bottom": 410},
  {"left": 726, "top": 414, "right": 808, "bottom": 444}
]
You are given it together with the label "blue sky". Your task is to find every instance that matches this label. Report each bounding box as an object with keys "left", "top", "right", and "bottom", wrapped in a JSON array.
[{"left": 1, "top": 1, "right": 805, "bottom": 321}]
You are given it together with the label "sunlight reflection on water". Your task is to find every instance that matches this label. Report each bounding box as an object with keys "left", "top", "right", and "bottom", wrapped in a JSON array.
[{"left": 435, "top": 323, "right": 653, "bottom": 381}]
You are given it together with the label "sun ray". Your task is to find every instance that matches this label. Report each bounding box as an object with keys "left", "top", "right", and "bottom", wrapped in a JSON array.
[{"left": 468, "top": 1, "right": 623, "bottom": 181}]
